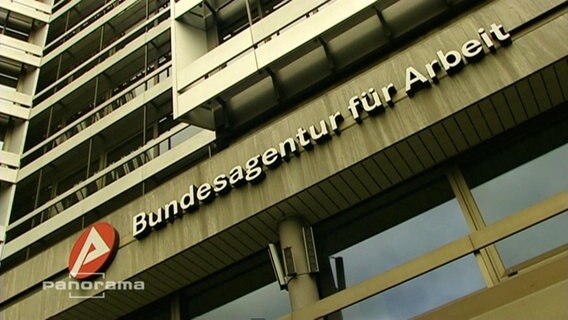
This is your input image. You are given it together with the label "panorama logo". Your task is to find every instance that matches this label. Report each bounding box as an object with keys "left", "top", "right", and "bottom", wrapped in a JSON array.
[{"left": 68, "top": 222, "right": 119, "bottom": 280}]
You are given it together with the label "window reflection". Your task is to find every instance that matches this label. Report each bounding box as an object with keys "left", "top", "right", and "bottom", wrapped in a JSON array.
[
  {"left": 338, "top": 254, "right": 485, "bottom": 320},
  {"left": 468, "top": 143, "right": 568, "bottom": 272},
  {"left": 330, "top": 198, "right": 469, "bottom": 288},
  {"left": 497, "top": 211, "right": 568, "bottom": 269},
  {"left": 469, "top": 142, "right": 568, "bottom": 269},
  {"left": 471, "top": 143, "right": 568, "bottom": 225},
  {"left": 193, "top": 282, "right": 290, "bottom": 320}
]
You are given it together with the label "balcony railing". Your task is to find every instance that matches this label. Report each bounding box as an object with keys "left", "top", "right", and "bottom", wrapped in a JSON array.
[
  {"left": 36, "top": 7, "right": 170, "bottom": 104},
  {"left": 8, "top": 123, "right": 212, "bottom": 242},
  {"left": 44, "top": 0, "right": 128, "bottom": 54},
  {"left": 177, "top": 0, "right": 335, "bottom": 94},
  {"left": 52, "top": 0, "right": 71, "bottom": 14},
  {"left": 23, "top": 63, "right": 172, "bottom": 165}
]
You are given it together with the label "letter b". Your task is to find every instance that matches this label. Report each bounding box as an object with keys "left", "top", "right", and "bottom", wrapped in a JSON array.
[
  {"left": 437, "top": 50, "right": 464, "bottom": 75},
  {"left": 133, "top": 212, "right": 150, "bottom": 239}
]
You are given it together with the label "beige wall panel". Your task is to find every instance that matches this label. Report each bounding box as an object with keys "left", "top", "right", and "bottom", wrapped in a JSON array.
[
  {"left": 417, "top": 256, "right": 568, "bottom": 320},
  {"left": 472, "top": 280, "right": 568, "bottom": 320}
]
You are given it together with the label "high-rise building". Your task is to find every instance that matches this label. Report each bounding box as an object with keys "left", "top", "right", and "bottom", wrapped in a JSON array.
[{"left": 0, "top": 0, "right": 566, "bottom": 319}]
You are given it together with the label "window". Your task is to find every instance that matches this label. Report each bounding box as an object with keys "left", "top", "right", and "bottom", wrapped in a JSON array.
[
  {"left": 496, "top": 210, "right": 568, "bottom": 270},
  {"left": 470, "top": 143, "right": 568, "bottom": 225},
  {"left": 181, "top": 251, "right": 291, "bottom": 320},
  {"left": 329, "top": 197, "right": 469, "bottom": 289},
  {"left": 193, "top": 282, "right": 290, "bottom": 320},
  {"left": 468, "top": 142, "right": 568, "bottom": 269},
  {"left": 336, "top": 254, "right": 485, "bottom": 320}
]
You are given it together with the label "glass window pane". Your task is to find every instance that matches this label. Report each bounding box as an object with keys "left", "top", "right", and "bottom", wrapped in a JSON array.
[
  {"left": 330, "top": 198, "right": 469, "bottom": 288},
  {"left": 193, "top": 282, "right": 290, "bottom": 320},
  {"left": 497, "top": 210, "right": 568, "bottom": 269},
  {"left": 471, "top": 143, "right": 568, "bottom": 225},
  {"left": 337, "top": 254, "right": 485, "bottom": 320}
]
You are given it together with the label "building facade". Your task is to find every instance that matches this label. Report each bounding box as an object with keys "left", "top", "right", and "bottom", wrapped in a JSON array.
[{"left": 0, "top": 0, "right": 567, "bottom": 319}]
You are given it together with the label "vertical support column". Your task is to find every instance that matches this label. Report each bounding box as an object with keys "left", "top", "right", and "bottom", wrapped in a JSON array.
[
  {"left": 446, "top": 167, "right": 504, "bottom": 286},
  {"left": 278, "top": 216, "right": 319, "bottom": 311},
  {"left": 0, "top": 184, "right": 16, "bottom": 243},
  {"left": 1, "top": 7, "right": 51, "bottom": 262}
]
